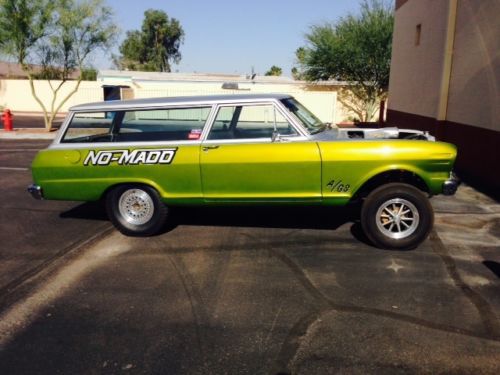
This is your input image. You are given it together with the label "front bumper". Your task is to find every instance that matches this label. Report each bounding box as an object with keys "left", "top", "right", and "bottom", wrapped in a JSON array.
[
  {"left": 27, "top": 184, "right": 44, "bottom": 200},
  {"left": 442, "top": 173, "right": 460, "bottom": 195}
]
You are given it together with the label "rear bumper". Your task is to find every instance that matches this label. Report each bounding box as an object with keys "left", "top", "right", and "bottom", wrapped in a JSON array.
[
  {"left": 27, "top": 184, "right": 44, "bottom": 200},
  {"left": 442, "top": 173, "right": 460, "bottom": 196}
]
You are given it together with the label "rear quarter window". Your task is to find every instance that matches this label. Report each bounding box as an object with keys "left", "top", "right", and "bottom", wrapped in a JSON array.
[
  {"left": 61, "top": 107, "right": 211, "bottom": 143},
  {"left": 118, "top": 107, "right": 210, "bottom": 142},
  {"left": 62, "top": 112, "right": 115, "bottom": 143}
]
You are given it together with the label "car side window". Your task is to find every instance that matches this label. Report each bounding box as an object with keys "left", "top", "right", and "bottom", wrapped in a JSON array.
[
  {"left": 61, "top": 107, "right": 211, "bottom": 143},
  {"left": 207, "top": 104, "right": 297, "bottom": 140},
  {"left": 62, "top": 112, "right": 115, "bottom": 143},
  {"left": 117, "top": 107, "right": 211, "bottom": 142}
]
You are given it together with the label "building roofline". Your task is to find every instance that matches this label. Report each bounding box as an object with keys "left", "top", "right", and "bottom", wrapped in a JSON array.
[
  {"left": 97, "top": 69, "right": 346, "bottom": 86},
  {"left": 395, "top": 0, "right": 409, "bottom": 10}
]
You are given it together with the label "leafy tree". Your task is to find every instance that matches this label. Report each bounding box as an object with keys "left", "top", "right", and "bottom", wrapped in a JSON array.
[
  {"left": 0, "top": 0, "right": 118, "bottom": 130},
  {"left": 291, "top": 67, "right": 301, "bottom": 80},
  {"left": 265, "top": 65, "right": 282, "bottom": 76},
  {"left": 291, "top": 47, "right": 306, "bottom": 80},
  {"left": 297, "top": 0, "right": 393, "bottom": 121},
  {"left": 118, "top": 30, "right": 143, "bottom": 70},
  {"left": 81, "top": 67, "right": 98, "bottom": 81},
  {"left": 117, "top": 9, "right": 184, "bottom": 72}
]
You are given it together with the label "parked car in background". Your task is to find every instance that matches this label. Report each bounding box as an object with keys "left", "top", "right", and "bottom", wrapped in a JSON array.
[{"left": 28, "top": 94, "right": 458, "bottom": 249}]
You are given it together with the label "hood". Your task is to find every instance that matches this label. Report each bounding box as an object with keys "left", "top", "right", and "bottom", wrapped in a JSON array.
[{"left": 311, "top": 127, "right": 435, "bottom": 141}]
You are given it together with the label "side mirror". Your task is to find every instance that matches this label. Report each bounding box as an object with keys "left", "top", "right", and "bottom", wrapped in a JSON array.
[{"left": 271, "top": 130, "right": 281, "bottom": 142}]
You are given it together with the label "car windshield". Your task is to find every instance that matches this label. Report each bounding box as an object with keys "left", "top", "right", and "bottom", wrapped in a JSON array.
[{"left": 280, "top": 97, "right": 325, "bottom": 134}]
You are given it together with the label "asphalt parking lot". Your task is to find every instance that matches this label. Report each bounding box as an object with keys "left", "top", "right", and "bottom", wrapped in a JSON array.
[{"left": 0, "top": 139, "right": 499, "bottom": 374}]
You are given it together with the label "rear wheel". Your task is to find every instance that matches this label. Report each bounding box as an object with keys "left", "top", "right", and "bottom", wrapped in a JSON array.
[
  {"left": 361, "top": 183, "right": 433, "bottom": 250},
  {"left": 106, "top": 185, "right": 168, "bottom": 236}
]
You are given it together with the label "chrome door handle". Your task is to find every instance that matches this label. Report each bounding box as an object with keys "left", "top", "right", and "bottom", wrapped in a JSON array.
[{"left": 202, "top": 145, "right": 220, "bottom": 151}]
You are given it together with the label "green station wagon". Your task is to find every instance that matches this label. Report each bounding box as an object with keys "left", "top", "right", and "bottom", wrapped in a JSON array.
[{"left": 28, "top": 94, "right": 458, "bottom": 249}]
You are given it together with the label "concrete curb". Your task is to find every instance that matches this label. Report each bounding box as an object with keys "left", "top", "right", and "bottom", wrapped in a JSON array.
[{"left": 0, "top": 129, "right": 58, "bottom": 140}]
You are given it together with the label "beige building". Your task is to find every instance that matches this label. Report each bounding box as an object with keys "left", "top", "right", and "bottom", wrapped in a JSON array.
[
  {"left": 388, "top": 0, "right": 500, "bottom": 190},
  {"left": 0, "top": 71, "right": 356, "bottom": 125},
  {"left": 96, "top": 70, "right": 349, "bottom": 124}
]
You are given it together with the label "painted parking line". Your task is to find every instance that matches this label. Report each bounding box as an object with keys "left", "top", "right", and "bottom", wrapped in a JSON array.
[{"left": 0, "top": 167, "right": 29, "bottom": 171}]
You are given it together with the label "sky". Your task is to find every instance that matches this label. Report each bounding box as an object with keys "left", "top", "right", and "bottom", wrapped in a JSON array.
[{"left": 100, "top": 0, "right": 364, "bottom": 77}]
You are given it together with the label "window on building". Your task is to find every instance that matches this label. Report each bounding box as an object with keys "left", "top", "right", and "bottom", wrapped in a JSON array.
[{"left": 415, "top": 24, "right": 422, "bottom": 46}]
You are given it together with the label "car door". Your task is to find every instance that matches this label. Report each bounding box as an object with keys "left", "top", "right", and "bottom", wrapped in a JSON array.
[{"left": 200, "top": 102, "right": 321, "bottom": 202}]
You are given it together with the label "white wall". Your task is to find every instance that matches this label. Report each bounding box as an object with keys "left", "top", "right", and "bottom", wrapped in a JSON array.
[
  {"left": 0, "top": 79, "right": 339, "bottom": 124},
  {"left": 105, "top": 80, "right": 338, "bottom": 123},
  {"left": 0, "top": 80, "right": 103, "bottom": 113}
]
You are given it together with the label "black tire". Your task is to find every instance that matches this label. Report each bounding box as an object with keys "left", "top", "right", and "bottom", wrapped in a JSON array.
[
  {"left": 360, "top": 183, "right": 433, "bottom": 250},
  {"left": 105, "top": 184, "right": 168, "bottom": 236}
]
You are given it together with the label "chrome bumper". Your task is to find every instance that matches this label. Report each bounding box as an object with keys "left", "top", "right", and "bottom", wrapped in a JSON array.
[
  {"left": 442, "top": 173, "right": 460, "bottom": 196},
  {"left": 27, "top": 184, "right": 44, "bottom": 200}
]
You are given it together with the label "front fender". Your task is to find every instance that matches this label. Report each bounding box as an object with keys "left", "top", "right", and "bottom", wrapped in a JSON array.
[
  {"left": 350, "top": 164, "right": 431, "bottom": 196},
  {"left": 319, "top": 140, "right": 457, "bottom": 200}
]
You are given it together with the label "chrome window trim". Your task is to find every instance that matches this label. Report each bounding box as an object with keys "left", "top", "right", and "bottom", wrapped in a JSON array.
[
  {"left": 52, "top": 112, "right": 75, "bottom": 146},
  {"left": 277, "top": 97, "right": 324, "bottom": 135},
  {"left": 52, "top": 95, "right": 314, "bottom": 149},
  {"left": 69, "top": 94, "right": 293, "bottom": 112},
  {"left": 273, "top": 99, "right": 310, "bottom": 137},
  {"left": 50, "top": 140, "right": 204, "bottom": 150},
  {"left": 201, "top": 136, "right": 311, "bottom": 146},
  {"left": 69, "top": 103, "right": 217, "bottom": 113},
  {"left": 200, "top": 104, "right": 218, "bottom": 142},
  {"left": 202, "top": 100, "right": 309, "bottom": 143},
  {"left": 50, "top": 136, "right": 313, "bottom": 150},
  {"left": 54, "top": 104, "right": 216, "bottom": 148}
]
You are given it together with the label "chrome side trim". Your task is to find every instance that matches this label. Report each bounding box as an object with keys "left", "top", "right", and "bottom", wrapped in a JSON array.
[
  {"left": 50, "top": 140, "right": 203, "bottom": 150},
  {"left": 201, "top": 136, "right": 310, "bottom": 145}
]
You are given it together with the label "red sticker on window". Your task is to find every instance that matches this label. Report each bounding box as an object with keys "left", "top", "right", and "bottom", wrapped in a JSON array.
[{"left": 188, "top": 129, "right": 202, "bottom": 140}]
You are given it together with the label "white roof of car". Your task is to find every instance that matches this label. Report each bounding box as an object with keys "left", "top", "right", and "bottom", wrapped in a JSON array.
[{"left": 70, "top": 93, "right": 293, "bottom": 111}]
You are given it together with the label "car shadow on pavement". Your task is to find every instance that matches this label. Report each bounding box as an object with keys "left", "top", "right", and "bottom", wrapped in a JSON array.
[
  {"left": 59, "top": 201, "right": 108, "bottom": 221},
  {"left": 170, "top": 205, "right": 376, "bottom": 247},
  {"left": 349, "top": 222, "right": 375, "bottom": 247},
  {"left": 483, "top": 261, "right": 500, "bottom": 279},
  {"left": 59, "top": 202, "right": 377, "bottom": 247},
  {"left": 170, "top": 205, "right": 357, "bottom": 229}
]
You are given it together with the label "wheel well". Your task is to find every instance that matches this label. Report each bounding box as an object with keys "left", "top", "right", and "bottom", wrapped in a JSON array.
[
  {"left": 101, "top": 182, "right": 158, "bottom": 201},
  {"left": 352, "top": 170, "right": 430, "bottom": 201}
]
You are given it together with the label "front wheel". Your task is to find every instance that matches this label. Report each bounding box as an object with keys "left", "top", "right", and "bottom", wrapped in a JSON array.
[
  {"left": 360, "top": 183, "right": 434, "bottom": 250},
  {"left": 106, "top": 185, "right": 168, "bottom": 236}
]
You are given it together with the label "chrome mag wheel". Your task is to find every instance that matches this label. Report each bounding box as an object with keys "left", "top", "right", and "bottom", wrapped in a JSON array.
[
  {"left": 118, "top": 188, "right": 155, "bottom": 225},
  {"left": 375, "top": 198, "right": 419, "bottom": 240},
  {"left": 107, "top": 185, "right": 169, "bottom": 236}
]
